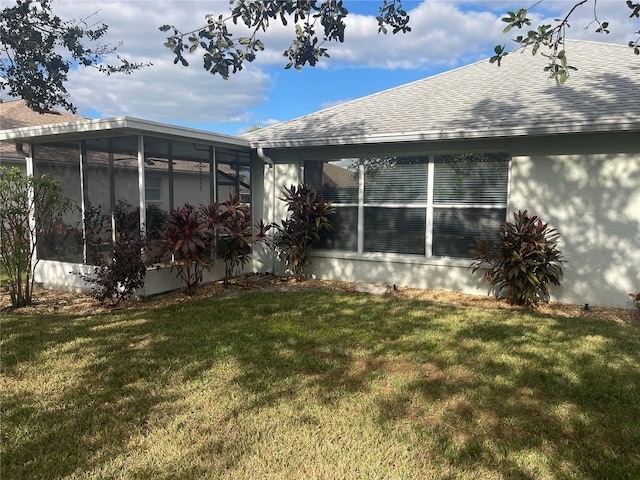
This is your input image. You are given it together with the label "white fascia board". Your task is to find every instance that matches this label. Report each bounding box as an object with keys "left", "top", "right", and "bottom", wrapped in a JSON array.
[
  {"left": 0, "top": 116, "right": 251, "bottom": 149},
  {"left": 248, "top": 119, "right": 640, "bottom": 149}
]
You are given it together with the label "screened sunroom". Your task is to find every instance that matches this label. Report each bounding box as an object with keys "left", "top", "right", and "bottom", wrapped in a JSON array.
[{"left": 1, "top": 117, "right": 254, "bottom": 296}]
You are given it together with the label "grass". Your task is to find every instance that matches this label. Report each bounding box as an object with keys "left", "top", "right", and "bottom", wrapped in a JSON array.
[{"left": 2, "top": 290, "right": 639, "bottom": 479}]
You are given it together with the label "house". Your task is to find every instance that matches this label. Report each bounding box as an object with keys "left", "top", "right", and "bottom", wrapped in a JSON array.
[
  {"left": 1, "top": 40, "right": 638, "bottom": 308},
  {"left": 0, "top": 100, "right": 84, "bottom": 171},
  {"left": 245, "top": 40, "right": 640, "bottom": 309}
]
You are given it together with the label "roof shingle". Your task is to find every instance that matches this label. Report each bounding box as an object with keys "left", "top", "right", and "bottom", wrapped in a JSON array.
[{"left": 245, "top": 41, "right": 640, "bottom": 148}]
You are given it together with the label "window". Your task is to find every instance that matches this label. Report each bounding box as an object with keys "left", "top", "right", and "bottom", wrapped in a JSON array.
[
  {"left": 145, "top": 176, "right": 161, "bottom": 202},
  {"left": 305, "top": 152, "right": 509, "bottom": 259}
]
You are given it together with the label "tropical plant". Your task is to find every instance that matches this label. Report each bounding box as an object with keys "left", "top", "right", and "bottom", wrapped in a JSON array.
[
  {"left": 214, "top": 195, "right": 254, "bottom": 285},
  {"left": 0, "top": 166, "right": 72, "bottom": 307},
  {"left": 160, "top": 203, "right": 213, "bottom": 295},
  {"left": 271, "top": 184, "right": 334, "bottom": 280},
  {"left": 471, "top": 210, "right": 564, "bottom": 309}
]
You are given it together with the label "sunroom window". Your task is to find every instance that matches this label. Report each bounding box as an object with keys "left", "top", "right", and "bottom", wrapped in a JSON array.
[{"left": 304, "top": 152, "right": 509, "bottom": 259}]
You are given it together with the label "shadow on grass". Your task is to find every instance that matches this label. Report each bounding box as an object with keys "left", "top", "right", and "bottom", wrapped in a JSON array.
[
  {"left": 2, "top": 291, "right": 639, "bottom": 479},
  {"left": 378, "top": 310, "right": 640, "bottom": 479}
]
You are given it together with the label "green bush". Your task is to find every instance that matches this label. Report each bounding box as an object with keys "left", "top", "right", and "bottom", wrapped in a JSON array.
[
  {"left": 146, "top": 204, "right": 169, "bottom": 240},
  {"left": 471, "top": 210, "right": 564, "bottom": 308},
  {"left": 0, "top": 167, "right": 72, "bottom": 307}
]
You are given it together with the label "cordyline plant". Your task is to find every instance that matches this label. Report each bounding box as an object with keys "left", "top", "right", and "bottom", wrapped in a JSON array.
[
  {"left": 471, "top": 210, "right": 564, "bottom": 309},
  {"left": 0, "top": 166, "right": 72, "bottom": 307},
  {"left": 213, "top": 195, "right": 258, "bottom": 285},
  {"left": 270, "top": 184, "right": 334, "bottom": 280},
  {"left": 160, "top": 197, "right": 269, "bottom": 293},
  {"left": 160, "top": 203, "right": 212, "bottom": 295}
]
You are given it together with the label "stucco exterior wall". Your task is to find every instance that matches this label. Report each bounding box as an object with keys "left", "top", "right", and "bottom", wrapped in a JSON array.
[
  {"left": 253, "top": 132, "right": 639, "bottom": 309},
  {"left": 509, "top": 136, "right": 640, "bottom": 309}
]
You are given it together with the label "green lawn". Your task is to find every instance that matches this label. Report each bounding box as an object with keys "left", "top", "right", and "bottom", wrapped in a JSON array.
[{"left": 2, "top": 290, "right": 639, "bottom": 479}]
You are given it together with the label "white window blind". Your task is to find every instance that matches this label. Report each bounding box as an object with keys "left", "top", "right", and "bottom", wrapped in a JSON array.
[{"left": 304, "top": 152, "right": 510, "bottom": 259}]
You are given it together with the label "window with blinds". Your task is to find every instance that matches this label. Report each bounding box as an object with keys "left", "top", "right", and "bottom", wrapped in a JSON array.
[{"left": 304, "top": 153, "right": 509, "bottom": 259}]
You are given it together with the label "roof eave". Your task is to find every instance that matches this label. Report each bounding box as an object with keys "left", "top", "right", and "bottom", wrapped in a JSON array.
[
  {"left": 248, "top": 120, "right": 640, "bottom": 149},
  {"left": 0, "top": 116, "right": 251, "bottom": 149}
]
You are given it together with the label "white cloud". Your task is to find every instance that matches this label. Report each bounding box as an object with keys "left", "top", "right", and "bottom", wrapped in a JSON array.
[{"left": 24, "top": 0, "right": 636, "bottom": 128}]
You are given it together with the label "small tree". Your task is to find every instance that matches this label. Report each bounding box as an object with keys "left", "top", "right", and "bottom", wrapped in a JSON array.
[
  {"left": 471, "top": 210, "right": 564, "bottom": 309},
  {"left": 272, "top": 184, "right": 334, "bottom": 280},
  {"left": 0, "top": 166, "right": 72, "bottom": 307}
]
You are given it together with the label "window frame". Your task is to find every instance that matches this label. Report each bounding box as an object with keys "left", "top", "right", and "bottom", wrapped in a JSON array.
[
  {"left": 144, "top": 175, "right": 162, "bottom": 203},
  {"left": 304, "top": 151, "right": 511, "bottom": 260}
]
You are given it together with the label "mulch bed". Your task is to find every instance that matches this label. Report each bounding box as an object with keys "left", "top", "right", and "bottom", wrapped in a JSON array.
[{"left": 2, "top": 273, "right": 638, "bottom": 323}]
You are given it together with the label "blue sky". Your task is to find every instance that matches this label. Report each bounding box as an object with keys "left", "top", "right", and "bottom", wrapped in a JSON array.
[{"left": 26, "top": 0, "right": 638, "bottom": 136}]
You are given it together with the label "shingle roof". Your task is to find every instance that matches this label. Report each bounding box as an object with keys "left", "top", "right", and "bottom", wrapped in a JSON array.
[
  {"left": 0, "top": 99, "right": 84, "bottom": 130},
  {"left": 245, "top": 41, "right": 640, "bottom": 148},
  {"left": 1, "top": 100, "right": 84, "bottom": 160}
]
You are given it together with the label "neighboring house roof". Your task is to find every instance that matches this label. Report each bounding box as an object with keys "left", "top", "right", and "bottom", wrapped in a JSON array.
[
  {"left": 0, "top": 99, "right": 84, "bottom": 130},
  {"left": 1, "top": 99, "right": 85, "bottom": 160},
  {"left": 244, "top": 41, "right": 640, "bottom": 148}
]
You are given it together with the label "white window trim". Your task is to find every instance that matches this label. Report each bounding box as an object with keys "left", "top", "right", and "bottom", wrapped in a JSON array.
[
  {"left": 309, "top": 152, "right": 511, "bottom": 260},
  {"left": 145, "top": 175, "right": 161, "bottom": 202}
]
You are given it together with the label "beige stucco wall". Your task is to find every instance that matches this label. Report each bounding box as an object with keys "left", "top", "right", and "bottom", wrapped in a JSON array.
[{"left": 252, "top": 132, "right": 640, "bottom": 309}]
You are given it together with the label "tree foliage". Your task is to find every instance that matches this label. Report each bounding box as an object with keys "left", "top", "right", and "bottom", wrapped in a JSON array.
[
  {"left": 160, "top": 0, "right": 411, "bottom": 78},
  {"left": 0, "top": 0, "right": 149, "bottom": 113},
  {"left": 161, "top": 0, "right": 638, "bottom": 82},
  {"left": 0, "top": 166, "right": 72, "bottom": 308},
  {"left": 491, "top": 0, "right": 640, "bottom": 83}
]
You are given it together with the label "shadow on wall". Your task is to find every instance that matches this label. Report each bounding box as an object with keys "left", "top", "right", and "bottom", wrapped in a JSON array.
[{"left": 512, "top": 154, "right": 640, "bottom": 308}]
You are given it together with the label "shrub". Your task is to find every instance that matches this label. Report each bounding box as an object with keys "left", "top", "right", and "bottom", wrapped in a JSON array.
[
  {"left": 78, "top": 231, "right": 146, "bottom": 307},
  {"left": 146, "top": 203, "right": 169, "bottom": 240},
  {"left": 76, "top": 202, "right": 146, "bottom": 306},
  {"left": 0, "top": 167, "right": 72, "bottom": 307},
  {"left": 271, "top": 184, "right": 334, "bottom": 280},
  {"left": 212, "top": 195, "right": 254, "bottom": 285},
  {"left": 471, "top": 210, "right": 564, "bottom": 308},
  {"left": 83, "top": 202, "right": 110, "bottom": 265}
]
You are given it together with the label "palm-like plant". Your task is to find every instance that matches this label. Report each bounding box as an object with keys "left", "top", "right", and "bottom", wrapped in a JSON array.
[{"left": 161, "top": 204, "right": 212, "bottom": 295}]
